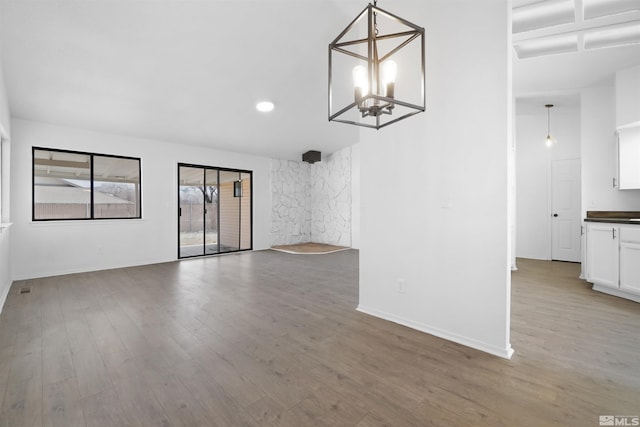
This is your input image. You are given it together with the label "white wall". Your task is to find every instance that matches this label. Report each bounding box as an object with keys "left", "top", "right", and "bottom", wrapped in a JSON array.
[
  {"left": 510, "top": 99, "right": 516, "bottom": 271},
  {"left": 359, "top": 0, "right": 512, "bottom": 358},
  {"left": 616, "top": 65, "right": 640, "bottom": 128},
  {"left": 10, "top": 119, "right": 271, "bottom": 280},
  {"left": 581, "top": 84, "right": 640, "bottom": 215},
  {"left": 351, "top": 143, "right": 361, "bottom": 250},
  {"left": 0, "top": 33, "right": 12, "bottom": 311},
  {"left": 516, "top": 108, "right": 581, "bottom": 260},
  {"left": 0, "top": 64, "right": 9, "bottom": 135}
]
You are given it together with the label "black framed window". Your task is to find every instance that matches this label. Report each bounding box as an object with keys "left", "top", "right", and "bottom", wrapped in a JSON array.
[{"left": 33, "top": 147, "right": 141, "bottom": 220}]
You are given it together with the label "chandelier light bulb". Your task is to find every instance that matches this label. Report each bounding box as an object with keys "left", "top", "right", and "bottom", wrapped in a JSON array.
[
  {"left": 352, "top": 65, "right": 368, "bottom": 89},
  {"left": 546, "top": 135, "right": 553, "bottom": 147},
  {"left": 352, "top": 65, "right": 369, "bottom": 100},
  {"left": 382, "top": 60, "right": 397, "bottom": 98},
  {"left": 382, "top": 60, "right": 397, "bottom": 84}
]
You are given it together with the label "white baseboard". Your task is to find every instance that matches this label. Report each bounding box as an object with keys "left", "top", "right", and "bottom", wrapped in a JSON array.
[
  {"left": 12, "top": 256, "right": 176, "bottom": 281},
  {"left": 0, "top": 278, "right": 12, "bottom": 315},
  {"left": 592, "top": 284, "right": 640, "bottom": 303},
  {"left": 356, "top": 305, "right": 514, "bottom": 360}
]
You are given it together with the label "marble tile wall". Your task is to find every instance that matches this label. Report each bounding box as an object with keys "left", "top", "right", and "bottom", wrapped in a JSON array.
[
  {"left": 270, "top": 147, "right": 352, "bottom": 247},
  {"left": 310, "top": 148, "right": 352, "bottom": 247},
  {"left": 270, "top": 159, "right": 311, "bottom": 246}
]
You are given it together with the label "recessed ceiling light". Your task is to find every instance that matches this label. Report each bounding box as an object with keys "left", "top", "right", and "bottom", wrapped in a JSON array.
[{"left": 256, "top": 101, "right": 274, "bottom": 112}]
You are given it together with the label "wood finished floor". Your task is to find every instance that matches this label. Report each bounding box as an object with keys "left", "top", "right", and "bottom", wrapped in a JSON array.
[
  {"left": 270, "top": 243, "right": 350, "bottom": 255},
  {"left": 0, "top": 251, "right": 638, "bottom": 426}
]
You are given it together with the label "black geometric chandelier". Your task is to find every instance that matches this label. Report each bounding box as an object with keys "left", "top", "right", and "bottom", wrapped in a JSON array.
[{"left": 328, "top": 1, "right": 425, "bottom": 129}]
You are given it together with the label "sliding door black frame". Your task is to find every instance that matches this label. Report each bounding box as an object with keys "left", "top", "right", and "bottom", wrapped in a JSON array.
[{"left": 177, "top": 163, "right": 253, "bottom": 259}]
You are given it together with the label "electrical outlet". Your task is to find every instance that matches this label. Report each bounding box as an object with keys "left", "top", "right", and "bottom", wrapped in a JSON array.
[{"left": 397, "top": 279, "right": 407, "bottom": 294}]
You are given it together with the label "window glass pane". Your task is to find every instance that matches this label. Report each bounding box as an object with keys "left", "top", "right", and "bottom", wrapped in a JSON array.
[
  {"left": 33, "top": 149, "right": 91, "bottom": 219},
  {"left": 219, "top": 170, "right": 240, "bottom": 252},
  {"left": 32, "top": 148, "right": 141, "bottom": 221},
  {"left": 240, "top": 172, "right": 252, "bottom": 250},
  {"left": 178, "top": 166, "right": 206, "bottom": 257},
  {"left": 93, "top": 155, "right": 141, "bottom": 219},
  {"left": 204, "top": 168, "right": 219, "bottom": 254}
]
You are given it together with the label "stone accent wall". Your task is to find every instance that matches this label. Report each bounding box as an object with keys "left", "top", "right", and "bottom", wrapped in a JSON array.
[
  {"left": 270, "top": 159, "right": 311, "bottom": 245},
  {"left": 270, "top": 147, "right": 352, "bottom": 247},
  {"left": 310, "top": 148, "right": 352, "bottom": 246}
]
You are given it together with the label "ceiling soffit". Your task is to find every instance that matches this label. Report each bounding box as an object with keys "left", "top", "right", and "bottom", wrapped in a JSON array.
[{"left": 513, "top": 0, "right": 640, "bottom": 59}]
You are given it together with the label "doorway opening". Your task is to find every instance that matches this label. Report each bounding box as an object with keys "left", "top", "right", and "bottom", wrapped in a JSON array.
[{"left": 178, "top": 164, "right": 252, "bottom": 258}]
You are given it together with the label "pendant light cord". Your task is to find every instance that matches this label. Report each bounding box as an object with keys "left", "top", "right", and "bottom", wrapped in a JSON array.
[
  {"left": 545, "top": 104, "right": 554, "bottom": 146},
  {"left": 545, "top": 104, "right": 553, "bottom": 137}
]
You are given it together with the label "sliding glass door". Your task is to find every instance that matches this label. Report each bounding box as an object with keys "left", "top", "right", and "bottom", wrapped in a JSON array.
[
  {"left": 178, "top": 164, "right": 251, "bottom": 258},
  {"left": 178, "top": 165, "right": 208, "bottom": 257}
]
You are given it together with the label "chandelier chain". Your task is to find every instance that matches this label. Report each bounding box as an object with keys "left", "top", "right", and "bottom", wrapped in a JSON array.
[{"left": 373, "top": 0, "right": 379, "bottom": 35}]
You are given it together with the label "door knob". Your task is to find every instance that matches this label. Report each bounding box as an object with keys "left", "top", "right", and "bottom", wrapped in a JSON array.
[{"left": 553, "top": 213, "right": 558, "bottom": 217}]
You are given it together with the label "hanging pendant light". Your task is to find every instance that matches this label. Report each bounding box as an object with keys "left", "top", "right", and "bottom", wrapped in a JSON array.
[
  {"left": 545, "top": 104, "right": 554, "bottom": 147},
  {"left": 328, "top": 1, "right": 425, "bottom": 129}
]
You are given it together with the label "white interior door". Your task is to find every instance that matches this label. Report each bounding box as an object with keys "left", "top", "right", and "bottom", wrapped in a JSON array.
[{"left": 551, "top": 159, "right": 581, "bottom": 262}]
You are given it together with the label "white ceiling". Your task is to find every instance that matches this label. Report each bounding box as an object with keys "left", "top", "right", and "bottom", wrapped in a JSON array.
[
  {"left": 0, "top": 0, "right": 362, "bottom": 160},
  {"left": 1, "top": 0, "right": 639, "bottom": 158},
  {"left": 513, "top": 0, "right": 640, "bottom": 113}
]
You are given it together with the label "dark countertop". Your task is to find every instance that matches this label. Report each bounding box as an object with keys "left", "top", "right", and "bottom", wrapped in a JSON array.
[
  {"left": 585, "top": 211, "right": 640, "bottom": 224},
  {"left": 584, "top": 218, "right": 640, "bottom": 224}
]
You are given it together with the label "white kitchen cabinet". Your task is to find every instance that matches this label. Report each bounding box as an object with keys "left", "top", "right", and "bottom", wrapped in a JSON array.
[
  {"left": 586, "top": 222, "right": 640, "bottom": 303},
  {"left": 620, "top": 227, "right": 640, "bottom": 295},
  {"left": 586, "top": 224, "right": 619, "bottom": 289},
  {"left": 616, "top": 126, "right": 640, "bottom": 190}
]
